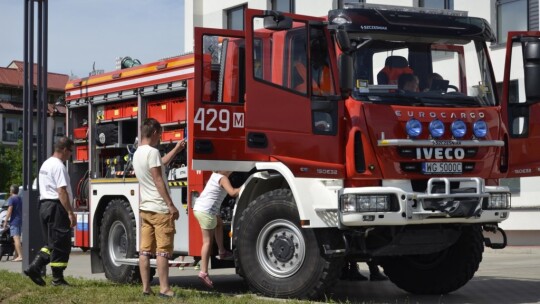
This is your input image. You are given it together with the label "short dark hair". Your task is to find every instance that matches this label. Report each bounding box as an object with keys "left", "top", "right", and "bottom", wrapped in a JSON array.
[
  {"left": 398, "top": 73, "right": 417, "bottom": 90},
  {"left": 141, "top": 118, "right": 162, "bottom": 139},
  {"left": 10, "top": 184, "right": 19, "bottom": 195},
  {"left": 54, "top": 136, "right": 74, "bottom": 153}
]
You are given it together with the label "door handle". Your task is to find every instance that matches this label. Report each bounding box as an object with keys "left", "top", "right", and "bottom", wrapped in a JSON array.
[
  {"left": 247, "top": 132, "right": 268, "bottom": 148},
  {"left": 194, "top": 140, "right": 213, "bottom": 154}
]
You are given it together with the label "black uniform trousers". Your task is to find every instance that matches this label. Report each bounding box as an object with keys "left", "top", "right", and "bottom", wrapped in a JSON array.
[{"left": 38, "top": 200, "right": 71, "bottom": 269}]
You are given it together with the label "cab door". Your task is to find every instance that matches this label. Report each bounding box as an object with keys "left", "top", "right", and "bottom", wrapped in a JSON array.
[
  {"left": 243, "top": 9, "right": 345, "bottom": 178},
  {"left": 192, "top": 28, "right": 264, "bottom": 172},
  {"left": 502, "top": 32, "right": 540, "bottom": 177}
]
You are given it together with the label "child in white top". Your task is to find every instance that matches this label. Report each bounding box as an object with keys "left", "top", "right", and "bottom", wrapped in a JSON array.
[{"left": 193, "top": 171, "right": 240, "bottom": 288}]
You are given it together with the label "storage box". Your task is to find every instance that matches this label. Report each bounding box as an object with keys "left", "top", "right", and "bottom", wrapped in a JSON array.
[
  {"left": 170, "top": 98, "right": 186, "bottom": 122},
  {"left": 124, "top": 101, "right": 138, "bottom": 118},
  {"left": 76, "top": 145, "right": 88, "bottom": 161},
  {"left": 147, "top": 101, "right": 169, "bottom": 123},
  {"left": 73, "top": 126, "right": 88, "bottom": 139},
  {"left": 162, "top": 129, "right": 184, "bottom": 142},
  {"left": 104, "top": 104, "right": 123, "bottom": 120}
]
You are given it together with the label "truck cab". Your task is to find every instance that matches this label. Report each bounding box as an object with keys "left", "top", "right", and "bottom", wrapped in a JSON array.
[{"left": 193, "top": 4, "right": 540, "bottom": 298}]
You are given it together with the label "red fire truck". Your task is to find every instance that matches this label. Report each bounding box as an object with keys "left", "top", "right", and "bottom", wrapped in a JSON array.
[{"left": 65, "top": 4, "right": 540, "bottom": 299}]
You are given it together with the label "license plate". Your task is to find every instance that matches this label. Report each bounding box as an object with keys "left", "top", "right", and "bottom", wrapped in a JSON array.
[{"left": 422, "top": 162, "right": 462, "bottom": 174}]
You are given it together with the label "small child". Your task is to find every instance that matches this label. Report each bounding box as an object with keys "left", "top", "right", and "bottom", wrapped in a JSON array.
[{"left": 193, "top": 171, "right": 240, "bottom": 288}]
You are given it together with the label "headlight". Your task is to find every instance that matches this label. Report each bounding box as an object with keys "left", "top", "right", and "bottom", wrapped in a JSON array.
[
  {"left": 341, "top": 194, "right": 357, "bottom": 212},
  {"left": 473, "top": 120, "right": 487, "bottom": 138},
  {"left": 451, "top": 120, "right": 467, "bottom": 138},
  {"left": 487, "top": 193, "right": 511, "bottom": 209},
  {"left": 340, "top": 194, "right": 392, "bottom": 212},
  {"left": 429, "top": 119, "right": 445, "bottom": 138},
  {"left": 406, "top": 119, "right": 422, "bottom": 138}
]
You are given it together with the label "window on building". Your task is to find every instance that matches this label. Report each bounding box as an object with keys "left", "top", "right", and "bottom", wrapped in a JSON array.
[
  {"left": 419, "top": 0, "right": 454, "bottom": 9},
  {"left": 496, "top": 0, "right": 529, "bottom": 44},
  {"left": 337, "top": 0, "right": 363, "bottom": 8},
  {"left": 226, "top": 5, "right": 246, "bottom": 30},
  {"left": 2, "top": 117, "right": 22, "bottom": 142},
  {"left": 272, "top": 0, "right": 294, "bottom": 13}
]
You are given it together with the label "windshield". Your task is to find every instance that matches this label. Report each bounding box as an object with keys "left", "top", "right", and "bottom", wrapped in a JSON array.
[{"left": 350, "top": 38, "right": 497, "bottom": 107}]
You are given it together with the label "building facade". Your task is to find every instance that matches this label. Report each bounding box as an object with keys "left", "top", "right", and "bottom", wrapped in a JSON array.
[
  {"left": 183, "top": 0, "right": 540, "bottom": 244},
  {"left": 0, "top": 60, "right": 68, "bottom": 155}
]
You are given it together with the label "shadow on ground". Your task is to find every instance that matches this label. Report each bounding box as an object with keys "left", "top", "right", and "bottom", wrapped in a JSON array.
[{"left": 169, "top": 274, "right": 540, "bottom": 304}]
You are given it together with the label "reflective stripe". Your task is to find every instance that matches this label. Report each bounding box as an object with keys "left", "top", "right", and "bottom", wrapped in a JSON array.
[
  {"left": 40, "top": 248, "right": 51, "bottom": 255},
  {"left": 50, "top": 262, "right": 68, "bottom": 267},
  {"left": 168, "top": 181, "right": 187, "bottom": 187}
]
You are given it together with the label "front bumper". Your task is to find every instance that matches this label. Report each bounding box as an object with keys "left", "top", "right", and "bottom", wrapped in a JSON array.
[{"left": 339, "top": 177, "right": 510, "bottom": 227}]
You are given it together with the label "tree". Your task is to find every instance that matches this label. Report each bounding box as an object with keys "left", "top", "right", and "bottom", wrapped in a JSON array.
[{"left": 0, "top": 140, "right": 26, "bottom": 192}]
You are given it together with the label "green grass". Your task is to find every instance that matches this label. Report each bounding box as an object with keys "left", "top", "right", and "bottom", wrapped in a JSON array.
[{"left": 0, "top": 270, "right": 312, "bottom": 304}]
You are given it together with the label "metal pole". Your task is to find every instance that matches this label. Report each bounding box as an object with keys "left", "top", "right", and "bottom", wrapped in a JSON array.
[
  {"left": 37, "top": 0, "right": 42, "bottom": 167},
  {"left": 42, "top": 0, "right": 48, "bottom": 165},
  {"left": 23, "top": 0, "right": 29, "bottom": 192},
  {"left": 22, "top": 0, "right": 46, "bottom": 274}
]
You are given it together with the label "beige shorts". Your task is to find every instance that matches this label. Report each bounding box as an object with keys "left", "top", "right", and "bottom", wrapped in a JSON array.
[
  {"left": 194, "top": 210, "right": 217, "bottom": 230},
  {"left": 140, "top": 210, "right": 175, "bottom": 257}
]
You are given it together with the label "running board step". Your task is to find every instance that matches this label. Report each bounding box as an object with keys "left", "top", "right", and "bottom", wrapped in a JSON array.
[{"left": 114, "top": 256, "right": 199, "bottom": 268}]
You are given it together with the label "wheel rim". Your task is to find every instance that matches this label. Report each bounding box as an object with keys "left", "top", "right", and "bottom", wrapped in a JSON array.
[
  {"left": 108, "top": 220, "right": 128, "bottom": 266},
  {"left": 256, "top": 219, "right": 306, "bottom": 278}
]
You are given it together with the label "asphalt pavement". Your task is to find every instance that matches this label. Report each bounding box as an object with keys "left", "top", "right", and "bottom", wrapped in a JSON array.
[{"left": 1, "top": 247, "right": 539, "bottom": 303}]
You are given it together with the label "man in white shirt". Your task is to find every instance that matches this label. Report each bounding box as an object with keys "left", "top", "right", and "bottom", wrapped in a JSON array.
[
  {"left": 24, "top": 136, "right": 76, "bottom": 287},
  {"left": 133, "top": 118, "right": 184, "bottom": 297}
]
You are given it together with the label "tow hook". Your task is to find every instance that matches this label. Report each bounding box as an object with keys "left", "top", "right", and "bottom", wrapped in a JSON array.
[{"left": 483, "top": 224, "right": 507, "bottom": 249}]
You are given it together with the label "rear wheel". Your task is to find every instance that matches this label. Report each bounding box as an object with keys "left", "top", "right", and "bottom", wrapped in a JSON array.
[
  {"left": 100, "top": 199, "right": 141, "bottom": 283},
  {"left": 234, "top": 189, "right": 341, "bottom": 299},
  {"left": 380, "top": 225, "right": 484, "bottom": 294}
]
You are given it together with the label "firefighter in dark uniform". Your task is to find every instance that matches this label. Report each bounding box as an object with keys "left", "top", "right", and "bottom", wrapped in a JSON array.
[{"left": 24, "top": 136, "right": 76, "bottom": 286}]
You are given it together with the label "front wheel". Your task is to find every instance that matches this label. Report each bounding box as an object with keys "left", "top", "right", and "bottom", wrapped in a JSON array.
[
  {"left": 99, "top": 199, "right": 141, "bottom": 283},
  {"left": 380, "top": 225, "right": 484, "bottom": 294},
  {"left": 234, "top": 189, "right": 341, "bottom": 299}
]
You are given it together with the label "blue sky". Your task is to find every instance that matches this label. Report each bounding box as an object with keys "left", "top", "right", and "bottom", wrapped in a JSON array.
[{"left": 0, "top": 0, "right": 185, "bottom": 78}]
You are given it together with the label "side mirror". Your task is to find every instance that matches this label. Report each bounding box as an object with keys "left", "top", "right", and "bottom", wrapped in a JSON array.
[
  {"left": 335, "top": 30, "right": 353, "bottom": 54},
  {"left": 523, "top": 39, "right": 540, "bottom": 100},
  {"left": 263, "top": 11, "right": 292, "bottom": 31},
  {"left": 339, "top": 53, "right": 353, "bottom": 98}
]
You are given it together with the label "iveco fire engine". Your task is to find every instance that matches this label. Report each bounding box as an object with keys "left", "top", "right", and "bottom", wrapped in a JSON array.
[{"left": 65, "top": 4, "right": 540, "bottom": 299}]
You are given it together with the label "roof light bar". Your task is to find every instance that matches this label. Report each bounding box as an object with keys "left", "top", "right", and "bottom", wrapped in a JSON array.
[{"left": 343, "top": 3, "right": 468, "bottom": 17}]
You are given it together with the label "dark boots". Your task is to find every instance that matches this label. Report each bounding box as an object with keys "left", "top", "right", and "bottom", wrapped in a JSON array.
[
  {"left": 341, "top": 261, "right": 388, "bottom": 281},
  {"left": 24, "top": 253, "right": 47, "bottom": 286},
  {"left": 340, "top": 262, "right": 368, "bottom": 281},
  {"left": 51, "top": 267, "right": 70, "bottom": 286}
]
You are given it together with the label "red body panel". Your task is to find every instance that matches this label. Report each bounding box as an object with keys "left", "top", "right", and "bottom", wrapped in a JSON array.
[{"left": 243, "top": 10, "right": 345, "bottom": 178}]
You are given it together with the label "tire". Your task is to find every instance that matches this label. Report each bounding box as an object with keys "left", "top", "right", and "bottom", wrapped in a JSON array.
[
  {"left": 233, "top": 189, "right": 341, "bottom": 299},
  {"left": 99, "top": 199, "right": 141, "bottom": 283},
  {"left": 380, "top": 225, "right": 484, "bottom": 294}
]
